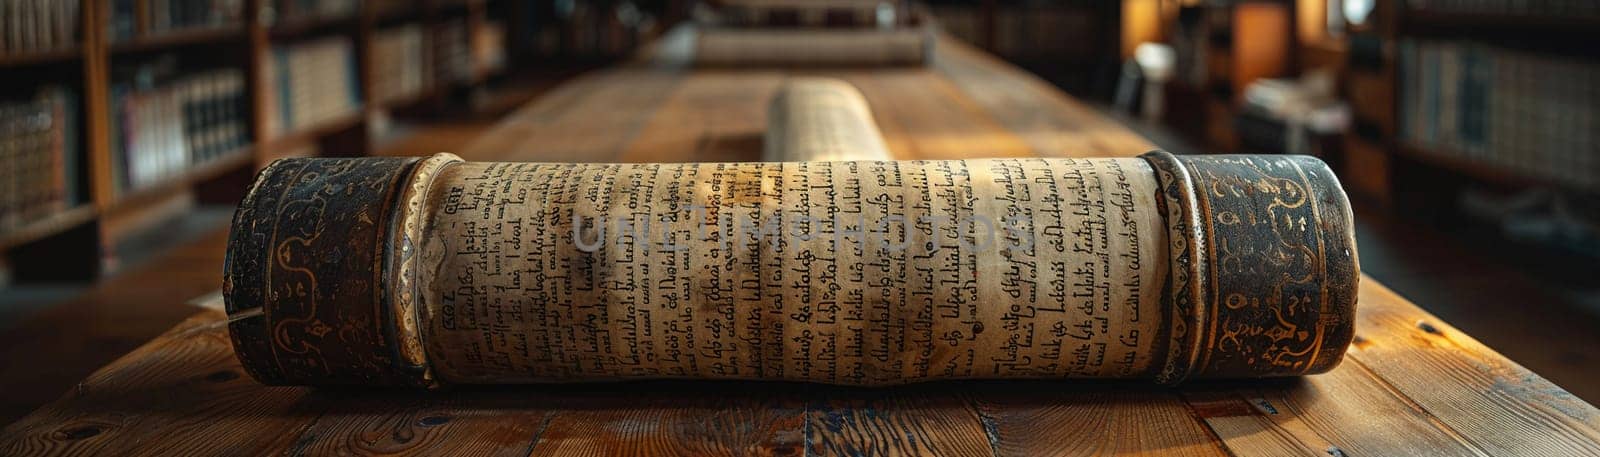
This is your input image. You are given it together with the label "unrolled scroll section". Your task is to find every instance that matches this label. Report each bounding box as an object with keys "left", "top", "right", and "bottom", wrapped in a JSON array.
[
  {"left": 694, "top": 28, "right": 931, "bottom": 67},
  {"left": 764, "top": 78, "right": 894, "bottom": 162}
]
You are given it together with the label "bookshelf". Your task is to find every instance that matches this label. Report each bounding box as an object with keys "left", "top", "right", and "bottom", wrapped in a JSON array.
[
  {"left": 924, "top": 0, "right": 1123, "bottom": 97},
  {"left": 0, "top": 0, "right": 509, "bottom": 281},
  {"left": 1147, "top": 0, "right": 1301, "bottom": 153},
  {"left": 109, "top": 27, "right": 248, "bottom": 53},
  {"left": 0, "top": 48, "right": 82, "bottom": 67},
  {"left": 1140, "top": 0, "right": 1597, "bottom": 207},
  {"left": 0, "top": 205, "right": 97, "bottom": 253},
  {"left": 1334, "top": 2, "right": 1600, "bottom": 207}
]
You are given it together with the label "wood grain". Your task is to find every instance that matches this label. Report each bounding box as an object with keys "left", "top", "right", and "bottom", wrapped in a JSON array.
[
  {"left": 977, "top": 382, "right": 1226, "bottom": 456},
  {"left": 460, "top": 67, "right": 688, "bottom": 163},
  {"left": 0, "top": 311, "right": 321, "bottom": 457},
  {"left": 284, "top": 391, "right": 552, "bottom": 456},
  {"left": 1342, "top": 280, "right": 1600, "bottom": 455},
  {"left": 1, "top": 27, "right": 1596, "bottom": 456},
  {"left": 0, "top": 228, "right": 233, "bottom": 424},
  {"left": 614, "top": 71, "right": 786, "bottom": 163},
  {"left": 843, "top": 70, "right": 1036, "bottom": 160},
  {"left": 804, "top": 385, "right": 995, "bottom": 456},
  {"left": 527, "top": 383, "right": 806, "bottom": 456},
  {"left": 1190, "top": 365, "right": 1488, "bottom": 456},
  {"left": 932, "top": 36, "right": 1155, "bottom": 158}
]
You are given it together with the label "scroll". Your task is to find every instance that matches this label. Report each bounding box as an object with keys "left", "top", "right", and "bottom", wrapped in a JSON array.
[
  {"left": 714, "top": 0, "right": 914, "bottom": 29},
  {"left": 764, "top": 78, "right": 894, "bottom": 162},
  {"left": 694, "top": 28, "right": 931, "bottom": 67},
  {"left": 224, "top": 151, "right": 1358, "bottom": 387}
]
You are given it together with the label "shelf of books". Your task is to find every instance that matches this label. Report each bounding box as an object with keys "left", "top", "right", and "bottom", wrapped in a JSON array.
[
  {"left": 260, "top": 35, "right": 364, "bottom": 142},
  {"left": 1311, "top": 0, "right": 1600, "bottom": 209},
  {"left": 0, "top": 48, "right": 81, "bottom": 68},
  {"left": 0, "top": 0, "right": 509, "bottom": 280},
  {"left": 1399, "top": 3, "right": 1600, "bottom": 36},
  {"left": 1394, "top": 39, "right": 1597, "bottom": 192},
  {"left": 0, "top": 87, "right": 87, "bottom": 251},
  {"left": 109, "top": 27, "right": 248, "bottom": 54},
  {"left": 265, "top": 0, "right": 362, "bottom": 38},
  {"left": 0, "top": 1, "right": 82, "bottom": 66}
]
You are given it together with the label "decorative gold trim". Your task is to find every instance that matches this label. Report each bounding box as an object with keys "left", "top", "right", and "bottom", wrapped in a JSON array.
[
  {"left": 387, "top": 152, "right": 464, "bottom": 385},
  {"left": 1141, "top": 151, "right": 1209, "bottom": 385}
]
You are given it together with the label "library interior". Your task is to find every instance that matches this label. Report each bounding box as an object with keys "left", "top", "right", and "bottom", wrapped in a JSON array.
[{"left": 0, "top": 0, "right": 1597, "bottom": 454}]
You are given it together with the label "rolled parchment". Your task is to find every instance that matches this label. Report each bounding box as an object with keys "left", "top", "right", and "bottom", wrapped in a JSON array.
[
  {"left": 764, "top": 78, "right": 894, "bottom": 162},
  {"left": 224, "top": 152, "right": 1358, "bottom": 387},
  {"left": 715, "top": 0, "right": 911, "bottom": 29},
  {"left": 694, "top": 28, "right": 931, "bottom": 67}
]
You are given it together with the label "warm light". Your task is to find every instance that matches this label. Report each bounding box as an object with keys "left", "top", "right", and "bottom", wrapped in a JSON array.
[
  {"left": 1121, "top": 0, "right": 1162, "bottom": 58},
  {"left": 1345, "top": 0, "right": 1375, "bottom": 26}
]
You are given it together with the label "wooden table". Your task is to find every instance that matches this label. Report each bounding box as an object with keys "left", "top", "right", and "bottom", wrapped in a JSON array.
[{"left": 4, "top": 29, "right": 1598, "bottom": 456}]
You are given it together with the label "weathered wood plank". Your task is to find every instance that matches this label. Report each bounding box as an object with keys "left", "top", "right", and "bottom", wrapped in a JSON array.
[
  {"left": 932, "top": 36, "right": 1155, "bottom": 158},
  {"left": 461, "top": 27, "right": 697, "bottom": 163},
  {"left": 283, "top": 391, "right": 551, "bottom": 456},
  {"left": 842, "top": 70, "right": 1035, "bottom": 160},
  {"left": 613, "top": 71, "right": 786, "bottom": 163},
  {"left": 977, "top": 382, "right": 1228, "bottom": 456},
  {"left": 460, "top": 68, "right": 688, "bottom": 163},
  {"left": 0, "top": 229, "right": 232, "bottom": 424},
  {"left": 804, "top": 384, "right": 996, "bottom": 456},
  {"left": 525, "top": 383, "right": 806, "bottom": 456},
  {"left": 1340, "top": 279, "right": 1600, "bottom": 455},
  {"left": 1185, "top": 389, "right": 1323, "bottom": 456},
  {"left": 1176, "top": 279, "right": 1600, "bottom": 457},
  {"left": 0, "top": 311, "right": 323, "bottom": 456},
  {"left": 5, "top": 26, "right": 1599, "bottom": 457},
  {"left": 1184, "top": 365, "right": 1490, "bottom": 457}
]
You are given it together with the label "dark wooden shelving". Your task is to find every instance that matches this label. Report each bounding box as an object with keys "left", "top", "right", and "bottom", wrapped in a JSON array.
[
  {"left": 2, "top": 0, "right": 510, "bottom": 279},
  {"left": 109, "top": 26, "right": 248, "bottom": 53},
  {"left": 374, "top": 7, "right": 421, "bottom": 24},
  {"left": 374, "top": 0, "right": 475, "bottom": 25},
  {"left": 104, "top": 149, "right": 255, "bottom": 217},
  {"left": 266, "top": 110, "right": 366, "bottom": 148},
  {"left": 1346, "top": 2, "right": 1600, "bottom": 206},
  {"left": 1400, "top": 10, "right": 1600, "bottom": 34},
  {"left": 378, "top": 88, "right": 439, "bottom": 111},
  {"left": 268, "top": 14, "right": 360, "bottom": 39},
  {"left": 428, "top": 0, "right": 479, "bottom": 13},
  {"left": 1392, "top": 142, "right": 1586, "bottom": 191},
  {"left": 0, "top": 205, "right": 98, "bottom": 252},
  {"left": 0, "top": 48, "right": 81, "bottom": 68}
]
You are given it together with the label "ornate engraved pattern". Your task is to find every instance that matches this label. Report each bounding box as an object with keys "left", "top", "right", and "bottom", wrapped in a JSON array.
[
  {"left": 1173, "top": 154, "right": 1358, "bottom": 378},
  {"left": 386, "top": 153, "right": 464, "bottom": 386},
  {"left": 1139, "top": 151, "right": 1209, "bottom": 384},
  {"left": 225, "top": 156, "right": 427, "bottom": 386}
]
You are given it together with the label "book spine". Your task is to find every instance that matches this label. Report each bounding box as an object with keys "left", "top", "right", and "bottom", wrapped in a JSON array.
[
  {"left": 1, "top": 104, "right": 15, "bottom": 230},
  {"left": 111, "top": 0, "right": 242, "bottom": 40}
]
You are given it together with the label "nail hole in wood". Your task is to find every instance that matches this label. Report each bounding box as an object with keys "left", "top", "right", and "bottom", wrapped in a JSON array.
[
  {"left": 1253, "top": 399, "right": 1279, "bottom": 415},
  {"left": 1416, "top": 321, "right": 1441, "bottom": 335},
  {"left": 206, "top": 370, "right": 239, "bottom": 383},
  {"left": 1350, "top": 335, "right": 1370, "bottom": 349},
  {"left": 418, "top": 415, "right": 450, "bottom": 427},
  {"left": 57, "top": 426, "right": 102, "bottom": 440}
]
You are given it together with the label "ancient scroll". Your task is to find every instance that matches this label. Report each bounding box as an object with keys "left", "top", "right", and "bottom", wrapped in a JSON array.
[
  {"left": 694, "top": 28, "right": 931, "bottom": 67},
  {"left": 764, "top": 78, "right": 894, "bottom": 162},
  {"left": 715, "top": 0, "right": 914, "bottom": 29},
  {"left": 224, "top": 152, "right": 1358, "bottom": 387}
]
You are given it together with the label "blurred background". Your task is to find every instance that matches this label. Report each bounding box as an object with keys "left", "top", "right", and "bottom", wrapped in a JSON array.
[{"left": 0, "top": 0, "right": 1594, "bottom": 419}]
